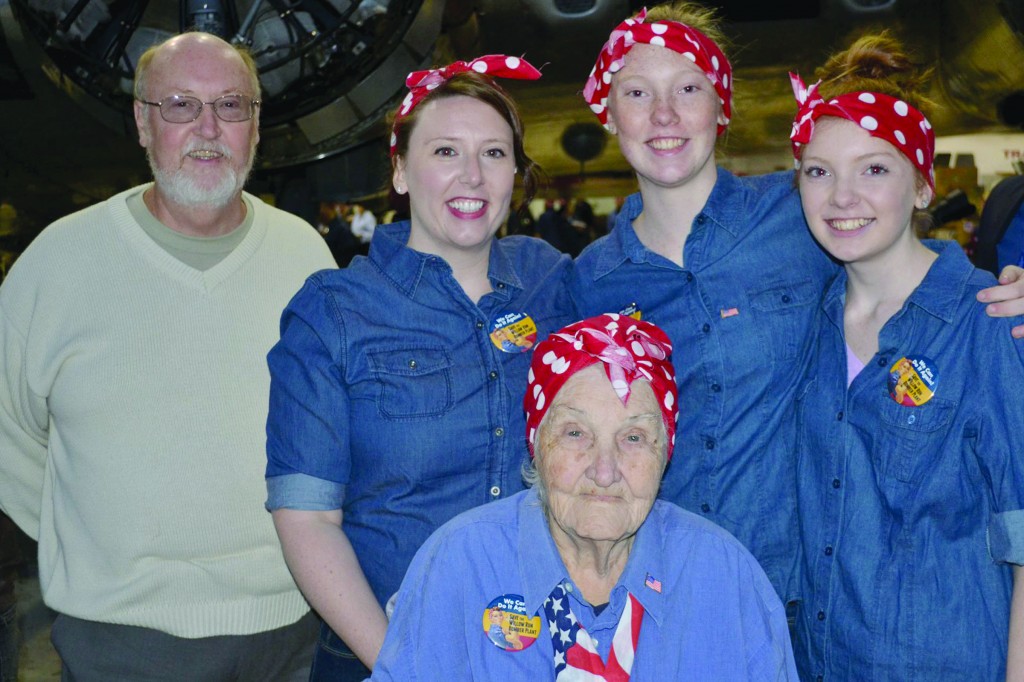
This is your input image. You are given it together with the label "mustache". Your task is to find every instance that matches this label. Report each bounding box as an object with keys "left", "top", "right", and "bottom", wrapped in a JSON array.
[{"left": 181, "top": 139, "right": 233, "bottom": 159}]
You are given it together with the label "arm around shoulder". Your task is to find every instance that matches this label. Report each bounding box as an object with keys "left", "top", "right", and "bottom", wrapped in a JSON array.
[{"left": 978, "top": 265, "right": 1024, "bottom": 338}]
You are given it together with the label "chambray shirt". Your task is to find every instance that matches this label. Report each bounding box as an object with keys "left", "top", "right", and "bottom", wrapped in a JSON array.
[
  {"left": 996, "top": 203, "right": 1024, "bottom": 271},
  {"left": 793, "top": 241, "right": 1024, "bottom": 680},
  {"left": 371, "top": 488, "right": 797, "bottom": 681},
  {"left": 265, "top": 222, "right": 576, "bottom": 609},
  {"left": 572, "top": 168, "right": 836, "bottom": 600}
]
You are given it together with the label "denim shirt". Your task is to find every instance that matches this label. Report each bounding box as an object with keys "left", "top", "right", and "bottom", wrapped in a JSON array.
[
  {"left": 265, "top": 222, "right": 576, "bottom": 607},
  {"left": 572, "top": 168, "right": 836, "bottom": 600},
  {"left": 371, "top": 488, "right": 797, "bottom": 681},
  {"left": 793, "top": 241, "right": 1024, "bottom": 681}
]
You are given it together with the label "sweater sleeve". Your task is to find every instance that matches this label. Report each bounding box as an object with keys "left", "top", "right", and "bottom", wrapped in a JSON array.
[{"left": 0, "top": 300, "right": 49, "bottom": 539}]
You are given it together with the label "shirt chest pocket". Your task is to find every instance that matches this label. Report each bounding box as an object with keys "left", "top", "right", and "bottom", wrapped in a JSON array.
[
  {"left": 748, "top": 279, "right": 818, "bottom": 362},
  {"left": 367, "top": 347, "right": 454, "bottom": 420},
  {"left": 877, "top": 396, "right": 957, "bottom": 483}
]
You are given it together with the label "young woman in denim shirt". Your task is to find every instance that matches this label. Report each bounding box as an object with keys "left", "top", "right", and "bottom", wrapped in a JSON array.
[
  {"left": 571, "top": 1, "right": 1024, "bottom": 608},
  {"left": 264, "top": 57, "right": 577, "bottom": 680},
  {"left": 790, "top": 33, "right": 1024, "bottom": 679}
]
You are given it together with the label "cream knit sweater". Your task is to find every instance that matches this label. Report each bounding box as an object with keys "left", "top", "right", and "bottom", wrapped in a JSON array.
[{"left": 0, "top": 186, "right": 335, "bottom": 637}]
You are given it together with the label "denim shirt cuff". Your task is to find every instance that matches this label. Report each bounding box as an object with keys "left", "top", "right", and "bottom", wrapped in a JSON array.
[
  {"left": 265, "top": 473, "right": 345, "bottom": 512},
  {"left": 988, "top": 509, "right": 1024, "bottom": 564}
]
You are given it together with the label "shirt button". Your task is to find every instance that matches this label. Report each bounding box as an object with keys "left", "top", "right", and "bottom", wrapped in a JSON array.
[
  {"left": 832, "top": 478, "right": 841, "bottom": 489},
  {"left": 686, "top": 272, "right": 694, "bottom": 283},
  {"left": 710, "top": 383, "right": 721, "bottom": 393},
  {"left": 496, "top": 282, "right": 505, "bottom": 289},
  {"left": 877, "top": 356, "right": 888, "bottom": 367},
  {"left": 494, "top": 427, "right": 504, "bottom": 437},
  {"left": 489, "top": 371, "right": 498, "bottom": 380},
  {"left": 836, "top": 410, "right": 844, "bottom": 421},
  {"left": 695, "top": 215, "right": 706, "bottom": 226},
  {"left": 702, "top": 323, "right": 711, "bottom": 333},
  {"left": 824, "top": 546, "right": 833, "bottom": 556},
  {"left": 700, "top": 502, "right": 711, "bottom": 513},
  {"left": 476, "top": 320, "right": 484, "bottom": 330},
  {"left": 704, "top": 438, "right": 716, "bottom": 450},
  {"left": 817, "top": 676, "right": 824, "bottom": 682},
  {"left": 490, "top": 485, "right": 501, "bottom": 497},
  {"left": 817, "top": 610, "right": 826, "bottom": 621},
  {"left": 408, "top": 359, "right": 417, "bottom": 369}
]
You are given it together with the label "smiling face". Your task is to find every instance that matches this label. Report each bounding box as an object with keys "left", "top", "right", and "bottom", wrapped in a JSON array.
[
  {"left": 134, "top": 34, "right": 259, "bottom": 210},
  {"left": 606, "top": 44, "right": 724, "bottom": 195},
  {"left": 536, "top": 364, "right": 667, "bottom": 547},
  {"left": 392, "top": 95, "right": 516, "bottom": 261},
  {"left": 798, "top": 117, "right": 932, "bottom": 265}
]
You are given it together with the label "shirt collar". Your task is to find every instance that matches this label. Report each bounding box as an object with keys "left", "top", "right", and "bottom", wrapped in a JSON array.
[
  {"left": 486, "top": 238, "right": 524, "bottom": 295},
  {"left": 591, "top": 193, "right": 651, "bottom": 278},
  {"left": 612, "top": 502, "right": 667, "bottom": 626},
  {"left": 823, "top": 240, "right": 972, "bottom": 327},
  {"left": 591, "top": 167, "right": 753, "bottom": 278},
  {"left": 369, "top": 221, "right": 522, "bottom": 299},
  {"left": 904, "top": 240, "right": 973, "bottom": 324},
  {"left": 519, "top": 489, "right": 570, "bottom": 615},
  {"left": 697, "top": 166, "right": 748, "bottom": 240},
  {"left": 517, "top": 488, "right": 667, "bottom": 626}
]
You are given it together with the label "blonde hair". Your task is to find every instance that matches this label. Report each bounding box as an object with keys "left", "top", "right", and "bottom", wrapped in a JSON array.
[
  {"left": 644, "top": 1, "right": 730, "bottom": 59},
  {"left": 814, "top": 30, "right": 932, "bottom": 116}
]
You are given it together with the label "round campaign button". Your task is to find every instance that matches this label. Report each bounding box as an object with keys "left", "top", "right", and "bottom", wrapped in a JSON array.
[
  {"left": 481, "top": 594, "right": 541, "bottom": 652},
  {"left": 887, "top": 355, "right": 938, "bottom": 407},
  {"left": 489, "top": 312, "right": 538, "bottom": 353},
  {"left": 617, "top": 302, "right": 642, "bottom": 320}
]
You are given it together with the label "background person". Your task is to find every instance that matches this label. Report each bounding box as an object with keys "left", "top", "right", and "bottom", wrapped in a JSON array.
[
  {"left": 0, "top": 32, "right": 334, "bottom": 681},
  {"left": 571, "top": 2, "right": 1024, "bottom": 606},
  {"left": 371, "top": 315, "right": 797, "bottom": 680},
  {"left": 789, "top": 33, "right": 1024, "bottom": 680},
  {"left": 265, "top": 55, "right": 577, "bottom": 680}
]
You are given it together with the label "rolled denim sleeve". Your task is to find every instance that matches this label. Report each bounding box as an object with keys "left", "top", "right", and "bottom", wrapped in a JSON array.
[
  {"left": 980, "top": 326, "right": 1024, "bottom": 565},
  {"left": 989, "top": 510, "right": 1024, "bottom": 564},
  {"left": 266, "top": 276, "right": 352, "bottom": 491},
  {"left": 265, "top": 472, "right": 345, "bottom": 511}
]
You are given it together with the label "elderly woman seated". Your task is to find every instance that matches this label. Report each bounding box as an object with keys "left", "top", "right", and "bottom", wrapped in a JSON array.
[{"left": 370, "top": 314, "right": 797, "bottom": 680}]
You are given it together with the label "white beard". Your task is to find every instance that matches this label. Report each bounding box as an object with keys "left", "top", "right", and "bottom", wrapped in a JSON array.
[{"left": 147, "top": 139, "right": 256, "bottom": 210}]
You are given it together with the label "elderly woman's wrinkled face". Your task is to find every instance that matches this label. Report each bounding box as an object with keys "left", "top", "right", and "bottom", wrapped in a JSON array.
[{"left": 536, "top": 364, "right": 666, "bottom": 545}]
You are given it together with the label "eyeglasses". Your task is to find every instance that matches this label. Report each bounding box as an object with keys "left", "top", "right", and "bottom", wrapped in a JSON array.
[{"left": 137, "top": 94, "right": 260, "bottom": 123}]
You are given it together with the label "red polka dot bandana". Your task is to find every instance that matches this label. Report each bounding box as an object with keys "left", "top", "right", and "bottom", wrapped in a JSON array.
[
  {"left": 789, "top": 72, "right": 935, "bottom": 191},
  {"left": 525, "top": 314, "right": 678, "bottom": 460},
  {"left": 582, "top": 7, "right": 733, "bottom": 135},
  {"left": 390, "top": 55, "right": 541, "bottom": 156}
]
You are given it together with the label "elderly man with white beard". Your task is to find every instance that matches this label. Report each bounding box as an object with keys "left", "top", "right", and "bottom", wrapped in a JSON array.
[{"left": 0, "top": 32, "right": 335, "bottom": 681}]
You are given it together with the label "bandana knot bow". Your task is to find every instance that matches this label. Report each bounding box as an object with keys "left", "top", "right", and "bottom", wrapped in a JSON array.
[
  {"left": 389, "top": 55, "right": 541, "bottom": 156},
  {"left": 525, "top": 314, "right": 678, "bottom": 459},
  {"left": 789, "top": 72, "right": 935, "bottom": 190}
]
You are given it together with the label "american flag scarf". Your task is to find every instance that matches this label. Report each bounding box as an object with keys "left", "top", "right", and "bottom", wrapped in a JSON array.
[{"left": 543, "top": 583, "right": 644, "bottom": 681}]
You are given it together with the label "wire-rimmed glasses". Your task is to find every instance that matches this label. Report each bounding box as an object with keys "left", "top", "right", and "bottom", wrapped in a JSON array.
[{"left": 136, "top": 94, "right": 260, "bottom": 123}]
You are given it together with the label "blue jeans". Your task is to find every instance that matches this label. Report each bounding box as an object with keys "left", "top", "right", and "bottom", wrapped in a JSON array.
[
  {"left": 0, "top": 603, "right": 18, "bottom": 682},
  {"left": 309, "top": 622, "right": 370, "bottom": 682}
]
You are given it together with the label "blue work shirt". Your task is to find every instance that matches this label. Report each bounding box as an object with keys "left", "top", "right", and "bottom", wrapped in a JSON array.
[
  {"left": 371, "top": 488, "right": 797, "bottom": 681},
  {"left": 572, "top": 168, "right": 836, "bottom": 600},
  {"left": 265, "top": 221, "right": 576, "bottom": 609},
  {"left": 996, "top": 203, "right": 1024, "bottom": 271},
  {"left": 794, "top": 241, "right": 1024, "bottom": 680}
]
